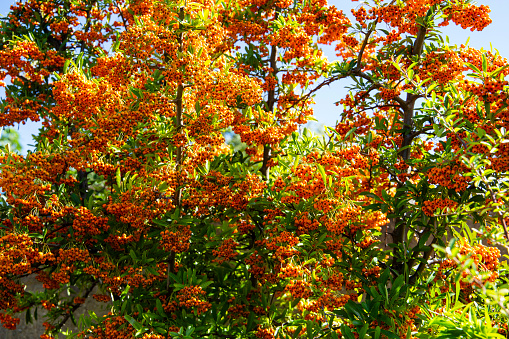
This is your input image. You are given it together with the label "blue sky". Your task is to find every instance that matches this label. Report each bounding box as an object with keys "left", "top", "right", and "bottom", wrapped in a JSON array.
[{"left": 1, "top": 0, "right": 508, "bottom": 152}]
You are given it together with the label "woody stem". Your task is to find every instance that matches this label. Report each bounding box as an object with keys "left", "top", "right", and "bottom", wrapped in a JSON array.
[
  {"left": 167, "top": 6, "right": 185, "bottom": 291},
  {"left": 260, "top": 10, "right": 279, "bottom": 180}
]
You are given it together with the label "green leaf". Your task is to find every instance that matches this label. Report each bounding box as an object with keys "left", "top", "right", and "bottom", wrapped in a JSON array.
[
  {"left": 246, "top": 312, "right": 255, "bottom": 331},
  {"left": 146, "top": 266, "right": 160, "bottom": 276},
  {"left": 485, "top": 101, "right": 492, "bottom": 122},
  {"left": 25, "top": 309, "right": 32, "bottom": 324},
  {"left": 345, "top": 127, "right": 357, "bottom": 140},
  {"left": 359, "top": 323, "right": 369, "bottom": 338},
  {"left": 466, "top": 62, "right": 481, "bottom": 74},
  {"left": 381, "top": 329, "right": 401, "bottom": 339},
  {"left": 476, "top": 127, "right": 486, "bottom": 139},
  {"left": 490, "top": 64, "right": 509, "bottom": 77},
  {"left": 121, "top": 285, "right": 131, "bottom": 296},
  {"left": 124, "top": 315, "right": 142, "bottom": 331},
  {"left": 116, "top": 167, "right": 122, "bottom": 188},
  {"left": 426, "top": 83, "right": 438, "bottom": 95},
  {"left": 344, "top": 301, "right": 363, "bottom": 319},
  {"left": 292, "top": 325, "right": 303, "bottom": 339},
  {"left": 70, "top": 193, "right": 81, "bottom": 206},
  {"left": 375, "top": 326, "right": 381, "bottom": 339},
  {"left": 341, "top": 324, "right": 356, "bottom": 339},
  {"left": 381, "top": 189, "right": 391, "bottom": 203},
  {"left": 130, "top": 249, "right": 138, "bottom": 262},
  {"left": 317, "top": 163, "right": 327, "bottom": 187},
  {"left": 185, "top": 326, "right": 195, "bottom": 336}
]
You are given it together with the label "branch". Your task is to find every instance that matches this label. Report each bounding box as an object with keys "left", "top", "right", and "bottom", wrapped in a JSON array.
[
  {"left": 409, "top": 235, "right": 438, "bottom": 285},
  {"left": 260, "top": 9, "right": 280, "bottom": 180},
  {"left": 412, "top": 23, "right": 427, "bottom": 57},
  {"left": 113, "top": 0, "right": 129, "bottom": 28},
  {"left": 285, "top": 75, "right": 341, "bottom": 111},
  {"left": 378, "top": 159, "right": 403, "bottom": 186},
  {"left": 408, "top": 125, "right": 434, "bottom": 139},
  {"left": 79, "top": 1, "right": 98, "bottom": 54},
  {"left": 354, "top": 24, "right": 376, "bottom": 72},
  {"left": 44, "top": 222, "right": 72, "bottom": 238},
  {"left": 396, "top": 23, "right": 429, "bottom": 161},
  {"left": 167, "top": 7, "right": 186, "bottom": 291},
  {"left": 55, "top": 280, "right": 97, "bottom": 332},
  {"left": 355, "top": 103, "right": 402, "bottom": 113},
  {"left": 354, "top": 72, "right": 409, "bottom": 111}
]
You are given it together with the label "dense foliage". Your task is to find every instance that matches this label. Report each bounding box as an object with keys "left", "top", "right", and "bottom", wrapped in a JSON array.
[{"left": 0, "top": 0, "right": 508, "bottom": 338}]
